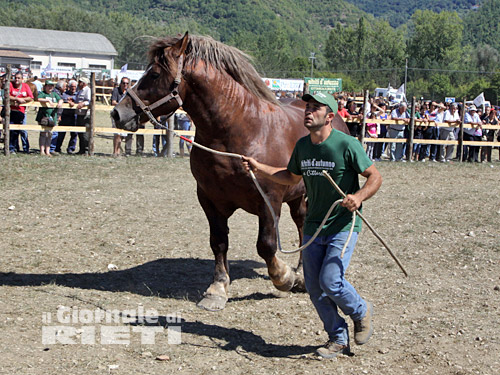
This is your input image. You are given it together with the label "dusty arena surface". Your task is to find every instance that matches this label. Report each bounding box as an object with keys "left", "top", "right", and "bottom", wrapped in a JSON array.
[{"left": 1, "top": 151, "right": 499, "bottom": 374}]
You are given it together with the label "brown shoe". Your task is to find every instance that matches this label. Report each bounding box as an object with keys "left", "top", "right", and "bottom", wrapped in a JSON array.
[
  {"left": 353, "top": 301, "right": 373, "bottom": 345},
  {"left": 316, "top": 341, "right": 350, "bottom": 359}
]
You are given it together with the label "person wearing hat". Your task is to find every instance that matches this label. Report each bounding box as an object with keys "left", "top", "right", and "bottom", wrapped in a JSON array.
[
  {"left": 463, "top": 105, "right": 482, "bottom": 162},
  {"left": 70, "top": 76, "right": 91, "bottom": 154},
  {"left": 242, "top": 92, "right": 382, "bottom": 359},
  {"left": 36, "top": 80, "right": 63, "bottom": 156}
]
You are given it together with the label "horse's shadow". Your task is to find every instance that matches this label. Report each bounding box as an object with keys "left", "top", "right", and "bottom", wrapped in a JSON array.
[
  {"left": 0, "top": 258, "right": 270, "bottom": 302},
  {"left": 130, "top": 316, "right": 318, "bottom": 358}
]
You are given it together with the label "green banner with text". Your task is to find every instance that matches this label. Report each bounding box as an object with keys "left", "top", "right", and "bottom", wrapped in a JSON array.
[{"left": 304, "top": 77, "right": 342, "bottom": 94}]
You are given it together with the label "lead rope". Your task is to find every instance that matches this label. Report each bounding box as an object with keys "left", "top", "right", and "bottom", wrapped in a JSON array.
[{"left": 147, "top": 115, "right": 355, "bottom": 257}]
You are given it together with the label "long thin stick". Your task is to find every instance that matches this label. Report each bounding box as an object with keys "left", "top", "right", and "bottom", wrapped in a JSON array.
[{"left": 322, "top": 170, "right": 409, "bottom": 277}]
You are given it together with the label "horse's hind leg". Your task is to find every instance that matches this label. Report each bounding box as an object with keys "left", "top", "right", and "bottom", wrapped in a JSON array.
[
  {"left": 286, "top": 195, "right": 307, "bottom": 292},
  {"left": 196, "top": 188, "right": 233, "bottom": 311}
]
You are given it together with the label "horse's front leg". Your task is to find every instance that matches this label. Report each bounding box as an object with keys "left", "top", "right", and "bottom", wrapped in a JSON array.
[
  {"left": 257, "top": 204, "right": 296, "bottom": 292},
  {"left": 286, "top": 195, "right": 307, "bottom": 292},
  {"left": 196, "top": 188, "right": 233, "bottom": 311}
]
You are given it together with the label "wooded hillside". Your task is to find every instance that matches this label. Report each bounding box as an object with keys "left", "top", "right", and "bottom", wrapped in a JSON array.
[{"left": 1, "top": 0, "right": 499, "bottom": 102}]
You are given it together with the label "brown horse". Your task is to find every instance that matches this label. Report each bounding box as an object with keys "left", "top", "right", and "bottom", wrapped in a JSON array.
[{"left": 111, "top": 33, "right": 349, "bottom": 311}]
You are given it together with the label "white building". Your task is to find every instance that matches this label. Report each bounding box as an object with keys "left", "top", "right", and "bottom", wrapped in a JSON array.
[{"left": 0, "top": 26, "right": 117, "bottom": 76}]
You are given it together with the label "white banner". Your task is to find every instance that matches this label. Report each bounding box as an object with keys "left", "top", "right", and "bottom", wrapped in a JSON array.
[
  {"left": 262, "top": 78, "right": 303, "bottom": 92},
  {"left": 111, "top": 69, "right": 145, "bottom": 82}
]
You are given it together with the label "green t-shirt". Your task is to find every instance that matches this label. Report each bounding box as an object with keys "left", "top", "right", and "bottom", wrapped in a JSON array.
[
  {"left": 287, "top": 129, "right": 373, "bottom": 236},
  {"left": 36, "top": 91, "right": 62, "bottom": 124}
]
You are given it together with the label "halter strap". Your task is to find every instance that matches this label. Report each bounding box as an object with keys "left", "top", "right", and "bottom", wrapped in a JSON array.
[{"left": 126, "top": 54, "right": 185, "bottom": 121}]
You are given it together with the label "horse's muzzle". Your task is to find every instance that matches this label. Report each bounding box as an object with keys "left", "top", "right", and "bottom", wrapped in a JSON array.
[{"left": 110, "top": 107, "right": 139, "bottom": 131}]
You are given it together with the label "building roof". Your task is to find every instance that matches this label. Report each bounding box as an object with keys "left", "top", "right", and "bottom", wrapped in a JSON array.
[
  {"left": 0, "top": 27, "right": 118, "bottom": 56},
  {"left": 0, "top": 49, "right": 32, "bottom": 59}
]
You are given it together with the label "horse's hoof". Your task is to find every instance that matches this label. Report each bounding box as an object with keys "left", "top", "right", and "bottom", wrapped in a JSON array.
[
  {"left": 291, "top": 271, "right": 306, "bottom": 293},
  {"left": 273, "top": 267, "right": 296, "bottom": 292},
  {"left": 197, "top": 294, "right": 228, "bottom": 311}
]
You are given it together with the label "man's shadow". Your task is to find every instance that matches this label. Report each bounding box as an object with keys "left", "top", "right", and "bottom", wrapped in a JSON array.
[{"left": 0, "top": 258, "right": 272, "bottom": 302}]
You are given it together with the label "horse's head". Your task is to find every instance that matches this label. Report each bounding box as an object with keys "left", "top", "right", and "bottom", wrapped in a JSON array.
[{"left": 111, "top": 32, "right": 190, "bottom": 131}]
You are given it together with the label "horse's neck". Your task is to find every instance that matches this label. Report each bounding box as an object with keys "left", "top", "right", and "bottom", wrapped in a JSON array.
[{"left": 183, "top": 66, "right": 269, "bottom": 140}]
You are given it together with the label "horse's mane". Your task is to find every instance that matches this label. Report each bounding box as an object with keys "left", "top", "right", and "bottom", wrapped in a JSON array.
[{"left": 149, "top": 35, "right": 279, "bottom": 105}]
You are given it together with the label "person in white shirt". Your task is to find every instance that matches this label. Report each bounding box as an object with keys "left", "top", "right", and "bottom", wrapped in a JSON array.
[
  {"left": 389, "top": 102, "right": 410, "bottom": 161},
  {"left": 71, "top": 77, "right": 91, "bottom": 154},
  {"left": 463, "top": 105, "right": 482, "bottom": 162},
  {"left": 439, "top": 103, "right": 461, "bottom": 162}
]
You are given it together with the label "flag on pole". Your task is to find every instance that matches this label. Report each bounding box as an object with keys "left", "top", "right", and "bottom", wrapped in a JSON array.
[
  {"left": 120, "top": 63, "right": 128, "bottom": 73},
  {"left": 473, "top": 92, "right": 485, "bottom": 107},
  {"left": 396, "top": 83, "right": 405, "bottom": 94},
  {"left": 43, "top": 62, "right": 52, "bottom": 72}
]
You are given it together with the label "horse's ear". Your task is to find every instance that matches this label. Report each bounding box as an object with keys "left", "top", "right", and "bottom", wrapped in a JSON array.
[{"left": 172, "top": 31, "right": 189, "bottom": 58}]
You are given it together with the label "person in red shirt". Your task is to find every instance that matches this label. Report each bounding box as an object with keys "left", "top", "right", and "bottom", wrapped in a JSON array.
[
  {"left": 337, "top": 100, "right": 349, "bottom": 119},
  {"left": 9, "top": 72, "right": 34, "bottom": 153}
]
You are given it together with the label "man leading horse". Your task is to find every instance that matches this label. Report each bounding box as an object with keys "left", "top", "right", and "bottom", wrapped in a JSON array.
[{"left": 242, "top": 92, "right": 382, "bottom": 358}]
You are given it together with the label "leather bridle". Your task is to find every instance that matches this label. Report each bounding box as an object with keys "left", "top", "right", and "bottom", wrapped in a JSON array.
[{"left": 125, "top": 55, "right": 184, "bottom": 126}]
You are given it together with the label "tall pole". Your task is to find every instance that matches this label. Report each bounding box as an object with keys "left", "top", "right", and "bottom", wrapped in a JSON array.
[
  {"left": 309, "top": 52, "right": 316, "bottom": 78},
  {"left": 404, "top": 58, "right": 408, "bottom": 99}
]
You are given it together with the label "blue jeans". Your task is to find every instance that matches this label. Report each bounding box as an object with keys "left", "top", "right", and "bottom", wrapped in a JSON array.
[
  {"left": 152, "top": 132, "right": 166, "bottom": 156},
  {"left": 50, "top": 131, "right": 58, "bottom": 152},
  {"left": 9, "top": 111, "right": 29, "bottom": 153},
  {"left": 302, "top": 231, "right": 366, "bottom": 345},
  {"left": 388, "top": 128, "right": 405, "bottom": 161},
  {"left": 178, "top": 120, "right": 191, "bottom": 149}
]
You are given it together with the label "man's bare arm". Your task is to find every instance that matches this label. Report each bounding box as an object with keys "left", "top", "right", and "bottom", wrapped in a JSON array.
[
  {"left": 341, "top": 164, "right": 382, "bottom": 212},
  {"left": 241, "top": 156, "right": 302, "bottom": 186}
]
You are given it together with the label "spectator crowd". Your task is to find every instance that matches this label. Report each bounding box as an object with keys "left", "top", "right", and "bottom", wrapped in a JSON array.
[
  {"left": 1, "top": 73, "right": 499, "bottom": 162},
  {"left": 335, "top": 94, "right": 500, "bottom": 163},
  {"left": 1, "top": 73, "right": 193, "bottom": 157}
]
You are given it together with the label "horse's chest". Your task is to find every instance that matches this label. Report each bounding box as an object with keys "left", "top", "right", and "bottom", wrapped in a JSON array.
[{"left": 191, "top": 154, "right": 243, "bottom": 197}]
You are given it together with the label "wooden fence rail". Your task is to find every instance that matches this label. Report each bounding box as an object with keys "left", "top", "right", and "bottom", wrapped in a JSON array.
[
  {"left": 354, "top": 92, "right": 500, "bottom": 161},
  {"left": 3, "top": 85, "right": 500, "bottom": 157},
  {"left": 2, "top": 75, "right": 193, "bottom": 156}
]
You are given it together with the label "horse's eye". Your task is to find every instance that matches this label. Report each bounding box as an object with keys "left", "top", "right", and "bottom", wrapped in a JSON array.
[{"left": 150, "top": 71, "right": 160, "bottom": 79}]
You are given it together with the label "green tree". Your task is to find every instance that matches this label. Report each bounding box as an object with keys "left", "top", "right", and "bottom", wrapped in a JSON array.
[
  {"left": 407, "top": 10, "right": 464, "bottom": 73},
  {"left": 464, "top": 0, "right": 500, "bottom": 52},
  {"left": 472, "top": 44, "right": 499, "bottom": 73},
  {"left": 429, "top": 74, "right": 452, "bottom": 100},
  {"left": 324, "top": 19, "right": 405, "bottom": 87}
]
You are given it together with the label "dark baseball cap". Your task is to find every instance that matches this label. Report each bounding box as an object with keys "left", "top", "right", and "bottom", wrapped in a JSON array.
[{"left": 302, "top": 92, "right": 338, "bottom": 113}]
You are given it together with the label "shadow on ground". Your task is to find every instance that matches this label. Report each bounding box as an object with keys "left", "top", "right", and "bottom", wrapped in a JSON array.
[
  {"left": 130, "top": 316, "right": 317, "bottom": 358},
  {"left": 0, "top": 258, "right": 267, "bottom": 301}
]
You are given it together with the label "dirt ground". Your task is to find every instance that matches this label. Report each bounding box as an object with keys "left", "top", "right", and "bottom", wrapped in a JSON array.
[{"left": 1, "top": 135, "right": 499, "bottom": 374}]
